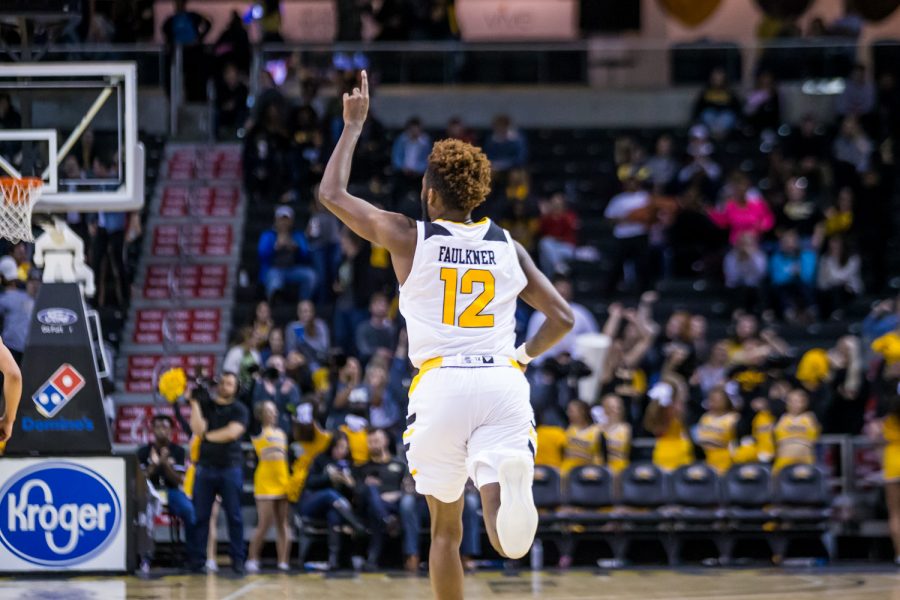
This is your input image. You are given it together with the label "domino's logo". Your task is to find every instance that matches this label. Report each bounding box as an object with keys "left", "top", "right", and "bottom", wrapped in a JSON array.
[
  {"left": 0, "top": 463, "right": 122, "bottom": 566},
  {"left": 32, "top": 364, "right": 86, "bottom": 419}
]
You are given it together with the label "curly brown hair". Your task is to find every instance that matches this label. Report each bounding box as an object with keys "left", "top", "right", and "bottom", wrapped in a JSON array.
[{"left": 426, "top": 139, "right": 492, "bottom": 213}]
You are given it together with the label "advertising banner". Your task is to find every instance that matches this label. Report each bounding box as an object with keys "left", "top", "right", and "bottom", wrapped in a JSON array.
[
  {"left": 456, "top": 0, "right": 579, "bottom": 41},
  {"left": 0, "top": 457, "right": 129, "bottom": 572},
  {"left": 5, "top": 283, "right": 111, "bottom": 456}
]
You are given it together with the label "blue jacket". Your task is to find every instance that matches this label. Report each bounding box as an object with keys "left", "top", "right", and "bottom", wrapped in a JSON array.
[
  {"left": 769, "top": 250, "right": 816, "bottom": 286},
  {"left": 391, "top": 132, "right": 431, "bottom": 174},
  {"left": 257, "top": 229, "right": 311, "bottom": 283}
]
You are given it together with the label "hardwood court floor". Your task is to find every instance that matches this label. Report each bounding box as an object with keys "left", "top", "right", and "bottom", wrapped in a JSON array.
[{"left": 3, "top": 568, "right": 900, "bottom": 599}]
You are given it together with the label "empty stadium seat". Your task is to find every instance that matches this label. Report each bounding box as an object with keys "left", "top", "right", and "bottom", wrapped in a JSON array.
[
  {"left": 618, "top": 463, "right": 674, "bottom": 564},
  {"left": 721, "top": 463, "right": 774, "bottom": 564},
  {"left": 667, "top": 463, "right": 726, "bottom": 565},
  {"left": 770, "top": 464, "right": 834, "bottom": 562}
]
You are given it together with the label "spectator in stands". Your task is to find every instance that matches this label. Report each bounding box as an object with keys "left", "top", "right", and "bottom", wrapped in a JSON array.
[
  {"left": 723, "top": 233, "right": 768, "bottom": 314},
  {"left": 0, "top": 256, "right": 33, "bottom": 364},
  {"left": 137, "top": 415, "right": 194, "bottom": 571},
  {"left": 501, "top": 195, "right": 540, "bottom": 255},
  {"left": 646, "top": 134, "right": 678, "bottom": 193},
  {"left": 837, "top": 63, "right": 876, "bottom": 120},
  {"left": 188, "top": 372, "right": 249, "bottom": 575},
  {"left": 243, "top": 103, "right": 290, "bottom": 203},
  {"left": 261, "top": 327, "right": 285, "bottom": 364},
  {"left": 600, "top": 394, "right": 632, "bottom": 475},
  {"left": 483, "top": 114, "right": 528, "bottom": 179},
  {"left": 824, "top": 187, "right": 855, "bottom": 239},
  {"left": 372, "top": 0, "right": 412, "bottom": 40},
  {"left": 862, "top": 296, "right": 900, "bottom": 348},
  {"left": 604, "top": 165, "right": 652, "bottom": 293},
  {"left": 214, "top": 63, "right": 249, "bottom": 139},
  {"left": 251, "top": 300, "right": 274, "bottom": 343},
  {"left": 223, "top": 327, "right": 263, "bottom": 388},
  {"left": 708, "top": 171, "right": 775, "bottom": 246},
  {"left": 770, "top": 229, "right": 818, "bottom": 321},
  {"left": 526, "top": 275, "right": 598, "bottom": 366},
  {"left": 695, "top": 386, "right": 739, "bottom": 474},
  {"left": 355, "top": 292, "right": 395, "bottom": 365},
  {"left": 446, "top": 116, "right": 478, "bottom": 146},
  {"left": 599, "top": 300, "right": 659, "bottom": 423},
  {"left": 817, "top": 235, "right": 863, "bottom": 319},
  {"left": 212, "top": 11, "right": 252, "bottom": 75},
  {"left": 538, "top": 192, "right": 579, "bottom": 277},
  {"left": 285, "top": 300, "right": 330, "bottom": 365},
  {"left": 691, "top": 341, "right": 730, "bottom": 400},
  {"left": 306, "top": 196, "right": 342, "bottom": 304},
  {"left": 644, "top": 376, "right": 694, "bottom": 472},
  {"left": 89, "top": 154, "right": 129, "bottom": 308},
  {"left": 358, "top": 429, "right": 407, "bottom": 569},
  {"left": 246, "top": 400, "right": 291, "bottom": 573},
  {"left": 391, "top": 117, "right": 431, "bottom": 205},
  {"left": 773, "top": 388, "right": 820, "bottom": 474},
  {"left": 258, "top": 205, "right": 317, "bottom": 302},
  {"left": 333, "top": 230, "right": 371, "bottom": 354},
  {"left": 776, "top": 177, "right": 825, "bottom": 243},
  {"left": 560, "top": 399, "right": 602, "bottom": 477},
  {"left": 833, "top": 116, "right": 874, "bottom": 176},
  {"left": 692, "top": 67, "right": 742, "bottom": 139},
  {"left": 252, "top": 356, "right": 300, "bottom": 434},
  {"left": 299, "top": 431, "right": 367, "bottom": 570},
  {"left": 744, "top": 70, "right": 781, "bottom": 137},
  {"left": 790, "top": 114, "right": 828, "bottom": 162},
  {"left": 162, "top": 0, "right": 212, "bottom": 102}
]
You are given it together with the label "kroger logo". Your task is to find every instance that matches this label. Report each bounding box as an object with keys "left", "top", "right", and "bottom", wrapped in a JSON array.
[
  {"left": 36, "top": 308, "right": 78, "bottom": 326},
  {"left": 0, "top": 463, "right": 121, "bottom": 566}
]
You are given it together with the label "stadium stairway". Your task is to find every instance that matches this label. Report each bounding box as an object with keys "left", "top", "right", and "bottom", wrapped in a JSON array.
[{"left": 114, "top": 143, "right": 244, "bottom": 443}]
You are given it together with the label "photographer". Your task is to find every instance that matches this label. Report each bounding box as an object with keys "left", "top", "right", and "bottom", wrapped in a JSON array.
[{"left": 188, "top": 372, "right": 249, "bottom": 575}]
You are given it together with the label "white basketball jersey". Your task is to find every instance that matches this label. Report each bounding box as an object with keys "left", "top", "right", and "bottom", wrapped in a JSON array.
[{"left": 400, "top": 218, "right": 527, "bottom": 368}]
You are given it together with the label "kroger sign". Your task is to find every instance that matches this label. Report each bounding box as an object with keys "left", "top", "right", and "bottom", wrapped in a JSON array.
[{"left": 0, "top": 461, "right": 123, "bottom": 568}]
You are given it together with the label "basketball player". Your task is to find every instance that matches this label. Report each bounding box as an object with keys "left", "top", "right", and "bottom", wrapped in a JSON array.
[
  {"left": 0, "top": 335, "right": 23, "bottom": 445},
  {"left": 319, "top": 71, "right": 574, "bottom": 599}
]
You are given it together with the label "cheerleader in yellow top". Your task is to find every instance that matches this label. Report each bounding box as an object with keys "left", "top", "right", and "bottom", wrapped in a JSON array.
[
  {"left": 773, "top": 389, "right": 820, "bottom": 474},
  {"left": 535, "top": 423, "right": 567, "bottom": 469},
  {"left": 644, "top": 375, "right": 694, "bottom": 472},
  {"left": 560, "top": 400, "right": 602, "bottom": 476},
  {"left": 733, "top": 397, "right": 777, "bottom": 465},
  {"left": 879, "top": 408, "right": 900, "bottom": 564},
  {"left": 246, "top": 401, "right": 292, "bottom": 573},
  {"left": 288, "top": 403, "right": 334, "bottom": 503},
  {"left": 695, "top": 387, "right": 739, "bottom": 474},
  {"left": 600, "top": 394, "right": 631, "bottom": 475}
]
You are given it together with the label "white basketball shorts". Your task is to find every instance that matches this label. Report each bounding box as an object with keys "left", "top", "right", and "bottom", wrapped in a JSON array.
[{"left": 403, "top": 358, "right": 536, "bottom": 504}]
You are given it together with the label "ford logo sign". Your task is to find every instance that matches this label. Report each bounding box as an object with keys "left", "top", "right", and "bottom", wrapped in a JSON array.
[
  {"left": 0, "top": 462, "right": 121, "bottom": 566},
  {"left": 36, "top": 309, "right": 78, "bottom": 327}
]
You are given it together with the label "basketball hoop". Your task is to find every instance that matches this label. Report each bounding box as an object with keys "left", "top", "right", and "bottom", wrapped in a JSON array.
[{"left": 0, "top": 176, "right": 42, "bottom": 243}]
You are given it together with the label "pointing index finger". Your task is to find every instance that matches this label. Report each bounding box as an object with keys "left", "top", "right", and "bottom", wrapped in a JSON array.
[{"left": 361, "top": 70, "right": 368, "bottom": 97}]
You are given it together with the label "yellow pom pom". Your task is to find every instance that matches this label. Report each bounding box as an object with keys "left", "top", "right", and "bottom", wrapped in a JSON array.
[{"left": 158, "top": 367, "right": 187, "bottom": 403}]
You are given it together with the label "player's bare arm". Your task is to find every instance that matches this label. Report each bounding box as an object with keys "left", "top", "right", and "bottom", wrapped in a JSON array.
[
  {"left": 514, "top": 241, "right": 575, "bottom": 359},
  {"left": 318, "top": 70, "right": 417, "bottom": 279},
  {"left": 0, "top": 336, "right": 22, "bottom": 442}
]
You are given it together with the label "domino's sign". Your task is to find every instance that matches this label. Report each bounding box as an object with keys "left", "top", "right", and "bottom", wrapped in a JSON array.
[{"left": 0, "top": 458, "right": 127, "bottom": 571}]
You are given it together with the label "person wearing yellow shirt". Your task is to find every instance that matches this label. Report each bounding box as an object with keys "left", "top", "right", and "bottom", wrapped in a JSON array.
[
  {"left": 535, "top": 421, "right": 567, "bottom": 469},
  {"left": 878, "top": 406, "right": 900, "bottom": 565},
  {"left": 644, "top": 375, "right": 694, "bottom": 472},
  {"left": 560, "top": 400, "right": 602, "bottom": 476},
  {"left": 600, "top": 394, "right": 631, "bottom": 475},
  {"left": 287, "top": 402, "right": 333, "bottom": 503},
  {"left": 773, "top": 389, "right": 820, "bottom": 474},
  {"left": 695, "top": 387, "right": 739, "bottom": 474},
  {"left": 246, "top": 401, "right": 291, "bottom": 573}
]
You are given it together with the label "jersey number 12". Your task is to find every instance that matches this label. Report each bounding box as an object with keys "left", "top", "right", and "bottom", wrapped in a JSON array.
[{"left": 439, "top": 267, "right": 495, "bottom": 328}]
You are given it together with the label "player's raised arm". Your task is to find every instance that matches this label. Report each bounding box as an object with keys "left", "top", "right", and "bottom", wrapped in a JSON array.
[
  {"left": 513, "top": 241, "right": 575, "bottom": 363},
  {"left": 318, "top": 71, "right": 416, "bottom": 255}
]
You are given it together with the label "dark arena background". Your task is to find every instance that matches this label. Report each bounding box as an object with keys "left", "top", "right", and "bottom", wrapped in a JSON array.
[{"left": 1, "top": 0, "right": 900, "bottom": 598}]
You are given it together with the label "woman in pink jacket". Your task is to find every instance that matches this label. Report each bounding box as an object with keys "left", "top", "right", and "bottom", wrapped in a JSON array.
[{"left": 708, "top": 171, "right": 775, "bottom": 245}]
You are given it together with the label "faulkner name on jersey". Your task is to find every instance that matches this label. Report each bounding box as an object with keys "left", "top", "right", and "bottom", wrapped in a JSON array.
[{"left": 438, "top": 246, "right": 497, "bottom": 266}]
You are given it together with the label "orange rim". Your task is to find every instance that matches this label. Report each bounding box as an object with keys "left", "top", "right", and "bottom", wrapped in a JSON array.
[{"left": 0, "top": 176, "right": 43, "bottom": 206}]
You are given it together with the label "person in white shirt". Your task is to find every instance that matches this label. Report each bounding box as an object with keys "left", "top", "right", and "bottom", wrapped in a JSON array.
[{"left": 604, "top": 166, "right": 652, "bottom": 293}]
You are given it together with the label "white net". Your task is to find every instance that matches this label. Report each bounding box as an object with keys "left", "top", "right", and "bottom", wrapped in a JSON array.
[{"left": 0, "top": 177, "right": 42, "bottom": 243}]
